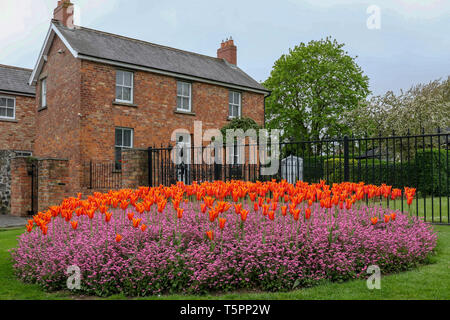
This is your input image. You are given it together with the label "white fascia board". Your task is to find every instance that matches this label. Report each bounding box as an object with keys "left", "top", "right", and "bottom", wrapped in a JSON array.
[
  {"left": 28, "top": 22, "right": 79, "bottom": 85},
  {"left": 51, "top": 24, "right": 79, "bottom": 58},
  {"left": 78, "top": 54, "right": 270, "bottom": 96}
]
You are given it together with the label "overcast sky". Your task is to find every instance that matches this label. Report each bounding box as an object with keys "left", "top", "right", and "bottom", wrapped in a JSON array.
[{"left": 0, "top": 0, "right": 448, "bottom": 95}]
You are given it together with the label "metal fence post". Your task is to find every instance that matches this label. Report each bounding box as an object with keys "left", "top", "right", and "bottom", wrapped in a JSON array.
[
  {"left": 89, "top": 161, "right": 93, "bottom": 190},
  {"left": 148, "top": 147, "right": 153, "bottom": 187},
  {"left": 344, "top": 135, "right": 350, "bottom": 181}
]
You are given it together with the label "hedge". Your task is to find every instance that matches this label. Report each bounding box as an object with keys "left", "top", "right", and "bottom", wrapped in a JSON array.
[{"left": 300, "top": 149, "right": 448, "bottom": 196}]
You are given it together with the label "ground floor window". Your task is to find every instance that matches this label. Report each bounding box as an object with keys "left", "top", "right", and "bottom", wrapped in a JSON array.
[{"left": 115, "top": 127, "right": 133, "bottom": 170}]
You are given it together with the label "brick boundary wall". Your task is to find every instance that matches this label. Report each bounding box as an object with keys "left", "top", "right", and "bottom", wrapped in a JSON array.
[
  {"left": 10, "top": 157, "right": 33, "bottom": 217},
  {"left": 10, "top": 150, "right": 152, "bottom": 217},
  {"left": 37, "top": 158, "right": 70, "bottom": 213},
  {"left": 0, "top": 150, "right": 16, "bottom": 215},
  {"left": 10, "top": 157, "right": 70, "bottom": 217},
  {"left": 122, "top": 148, "right": 149, "bottom": 189}
]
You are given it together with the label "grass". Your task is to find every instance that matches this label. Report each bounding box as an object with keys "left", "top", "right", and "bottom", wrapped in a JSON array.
[
  {"left": 379, "top": 196, "right": 449, "bottom": 223},
  {"left": 1, "top": 225, "right": 449, "bottom": 300}
]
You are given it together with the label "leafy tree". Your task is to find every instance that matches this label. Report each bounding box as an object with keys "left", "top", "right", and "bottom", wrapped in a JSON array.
[
  {"left": 220, "top": 117, "right": 262, "bottom": 143},
  {"left": 346, "top": 77, "right": 450, "bottom": 137},
  {"left": 264, "top": 37, "right": 370, "bottom": 144}
]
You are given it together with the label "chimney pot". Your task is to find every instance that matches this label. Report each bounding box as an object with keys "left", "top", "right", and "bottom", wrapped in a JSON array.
[
  {"left": 53, "top": 0, "right": 74, "bottom": 28},
  {"left": 217, "top": 37, "right": 237, "bottom": 65}
]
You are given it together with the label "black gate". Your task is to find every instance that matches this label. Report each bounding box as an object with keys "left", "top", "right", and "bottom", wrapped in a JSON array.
[{"left": 28, "top": 162, "right": 38, "bottom": 216}]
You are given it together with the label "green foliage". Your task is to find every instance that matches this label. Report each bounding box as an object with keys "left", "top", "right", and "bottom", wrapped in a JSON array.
[
  {"left": 323, "top": 158, "right": 357, "bottom": 183},
  {"left": 264, "top": 37, "right": 370, "bottom": 142},
  {"left": 220, "top": 117, "right": 262, "bottom": 144},
  {"left": 347, "top": 76, "right": 450, "bottom": 137},
  {"left": 413, "top": 149, "right": 449, "bottom": 196}
]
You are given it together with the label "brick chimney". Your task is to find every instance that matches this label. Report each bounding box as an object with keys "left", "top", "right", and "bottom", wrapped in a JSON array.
[
  {"left": 217, "top": 37, "right": 237, "bottom": 65},
  {"left": 53, "top": 0, "right": 74, "bottom": 27}
]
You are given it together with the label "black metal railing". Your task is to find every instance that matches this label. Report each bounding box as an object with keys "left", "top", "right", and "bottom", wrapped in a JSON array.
[
  {"left": 148, "top": 129, "right": 449, "bottom": 224},
  {"left": 83, "top": 161, "right": 122, "bottom": 190}
]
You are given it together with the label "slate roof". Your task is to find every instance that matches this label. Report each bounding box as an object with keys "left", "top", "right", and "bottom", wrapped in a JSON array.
[
  {"left": 53, "top": 22, "right": 268, "bottom": 93},
  {"left": 0, "top": 65, "right": 35, "bottom": 96}
]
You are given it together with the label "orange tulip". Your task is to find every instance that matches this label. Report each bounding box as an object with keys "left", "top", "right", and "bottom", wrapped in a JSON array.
[
  {"left": 262, "top": 204, "right": 270, "bottom": 216},
  {"left": 371, "top": 217, "right": 378, "bottom": 225},
  {"left": 268, "top": 210, "right": 275, "bottom": 221},
  {"left": 26, "top": 223, "right": 33, "bottom": 233},
  {"left": 240, "top": 209, "right": 249, "bottom": 222},
  {"left": 219, "top": 218, "right": 227, "bottom": 230},
  {"left": 305, "top": 207, "right": 311, "bottom": 220},
  {"left": 292, "top": 209, "right": 300, "bottom": 221},
  {"left": 177, "top": 208, "right": 184, "bottom": 219},
  {"left": 132, "top": 218, "right": 142, "bottom": 228},
  {"left": 105, "top": 212, "right": 113, "bottom": 223},
  {"left": 390, "top": 212, "right": 396, "bottom": 221},
  {"left": 281, "top": 205, "right": 288, "bottom": 217},
  {"left": 234, "top": 203, "right": 242, "bottom": 215},
  {"left": 141, "top": 224, "right": 147, "bottom": 232},
  {"left": 120, "top": 200, "right": 129, "bottom": 211},
  {"left": 200, "top": 203, "right": 207, "bottom": 213},
  {"left": 206, "top": 230, "right": 214, "bottom": 241},
  {"left": 70, "top": 220, "right": 78, "bottom": 230},
  {"left": 115, "top": 234, "right": 123, "bottom": 242},
  {"left": 384, "top": 215, "right": 390, "bottom": 223},
  {"left": 127, "top": 212, "right": 134, "bottom": 221},
  {"left": 41, "top": 225, "right": 48, "bottom": 236}
]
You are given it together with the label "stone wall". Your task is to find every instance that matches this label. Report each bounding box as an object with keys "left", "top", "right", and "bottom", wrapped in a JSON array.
[{"left": 0, "top": 150, "right": 15, "bottom": 214}]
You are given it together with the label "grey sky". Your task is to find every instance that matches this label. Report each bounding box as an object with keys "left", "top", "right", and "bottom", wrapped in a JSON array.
[{"left": 0, "top": 0, "right": 448, "bottom": 95}]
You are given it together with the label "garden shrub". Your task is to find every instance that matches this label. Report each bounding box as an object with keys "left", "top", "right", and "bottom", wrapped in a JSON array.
[{"left": 413, "top": 149, "right": 449, "bottom": 196}]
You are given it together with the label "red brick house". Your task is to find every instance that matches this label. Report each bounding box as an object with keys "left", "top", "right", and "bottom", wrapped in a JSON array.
[
  {"left": 0, "top": 65, "right": 36, "bottom": 153},
  {"left": 2, "top": 0, "right": 269, "bottom": 215},
  {"left": 0, "top": 65, "right": 36, "bottom": 214}
]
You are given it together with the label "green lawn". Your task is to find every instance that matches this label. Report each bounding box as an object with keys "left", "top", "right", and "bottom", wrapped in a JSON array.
[
  {"left": 379, "top": 197, "right": 449, "bottom": 224},
  {"left": 1, "top": 226, "right": 449, "bottom": 300}
]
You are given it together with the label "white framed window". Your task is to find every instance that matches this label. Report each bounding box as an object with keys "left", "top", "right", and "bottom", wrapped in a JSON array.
[
  {"left": 41, "top": 78, "right": 47, "bottom": 108},
  {"left": 177, "top": 81, "right": 192, "bottom": 112},
  {"left": 229, "top": 91, "right": 241, "bottom": 118},
  {"left": 0, "top": 96, "right": 15, "bottom": 119},
  {"left": 14, "top": 151, "right": 32, "bottom": 157},
  {"left": 115, "top": 70, "right": 134, "bottom": 103},
  {"left": 115, "top": 127, "right": 134, "bottom": 170}
]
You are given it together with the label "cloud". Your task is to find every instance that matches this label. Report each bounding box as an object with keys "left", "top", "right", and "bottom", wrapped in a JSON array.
[{"left": 0, "top": 0, "right": 119, "bottom": 68}]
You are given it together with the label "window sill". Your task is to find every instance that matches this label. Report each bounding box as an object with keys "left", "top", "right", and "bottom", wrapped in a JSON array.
[
  {"left": 227, "top": 116, "right": 241, "bottom": 121},
  {"left": 113, "top": 101, "right": 138, "bottom": 108},
  {"left": 38, "top": 106, "right": 48, "bottom": 112},
  {"left": 0, "top": 118, "right": 18, "bottom": 123},
  {"left": 174, "top": 110, "right": 196, "bottom": 116}
]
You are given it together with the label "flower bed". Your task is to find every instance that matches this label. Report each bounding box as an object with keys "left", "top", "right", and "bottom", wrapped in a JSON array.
[{"left": 11, "top": 181, "right": 436, "bottom": 296}]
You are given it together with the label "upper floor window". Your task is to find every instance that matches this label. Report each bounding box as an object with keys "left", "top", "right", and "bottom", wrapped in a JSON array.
[
  {"left": 115, "top": 70, "right": 134, "bottom": 103},
  {"left": 115, "top": 127, "right": 134, "bottom": 170},
  {"left": 0, "top": 96, "right": 15, "bottom": 119},
  {"left": 229, "top": 91, "right": 241, "bottom": 119},
  {"left": 177, "top": 81, "right": 192, "bottom": 112},
  {"left": 41, "top": 78, "right": 47, "bottom": 108}
]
